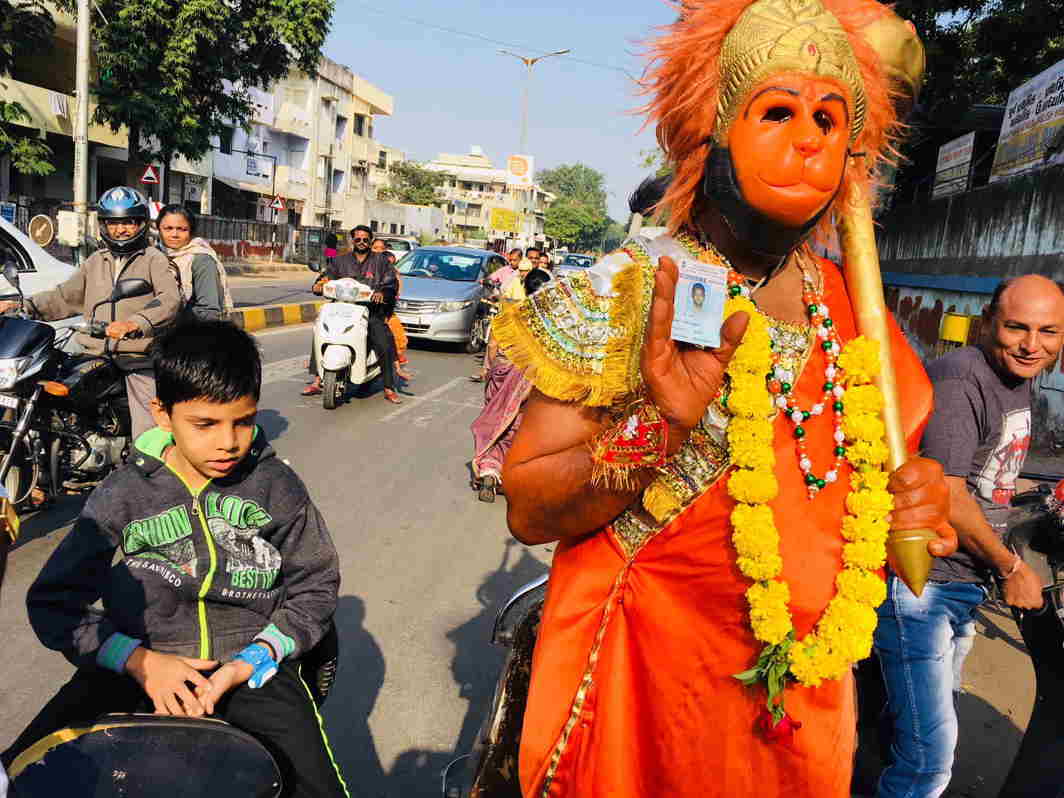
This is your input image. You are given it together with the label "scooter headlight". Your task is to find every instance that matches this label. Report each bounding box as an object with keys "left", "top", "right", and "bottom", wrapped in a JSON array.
[
  {"left": 0, "top": 357, "right": 31, "bottom": 390},
  {"left": 438, "top": 300, "right": 475, "bottom": 312}
]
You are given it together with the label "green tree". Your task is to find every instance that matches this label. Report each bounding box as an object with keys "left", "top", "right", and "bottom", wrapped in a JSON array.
[
  {"left": 377, "top": 161, "right": 446, "bottom": 206},
  {"left": 545, "top": 198, "right": 610, "bottom": 251},
  {"left": 892, "top": 0, "right": 1064, "bottom": 118},
  {"left": 537, "top": 163, "right": 608, "bottom": 213},
  {"left": 74, "top": 0, "right": 334, "bottom": 201},
  {"left": 0, "top": 0, "right": 55, "bottom": 175},
  {"left": 538, "top": 162, "right": 611, "bottom": 250}
]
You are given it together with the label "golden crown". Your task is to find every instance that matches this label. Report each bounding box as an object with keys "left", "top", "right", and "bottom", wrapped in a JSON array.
[{"left": 715, "top": 0, "right": 867, "bottom": 143}]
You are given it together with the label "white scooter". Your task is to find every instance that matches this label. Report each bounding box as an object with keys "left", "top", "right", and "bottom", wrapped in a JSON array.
[{"left": 312, "top": 278, "right": 381, "bottom": 410}]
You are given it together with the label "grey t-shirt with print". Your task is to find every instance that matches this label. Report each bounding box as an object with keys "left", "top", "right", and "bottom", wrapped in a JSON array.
[{"left": 922, "top": 346, "right": 1032, "bottom": 583}]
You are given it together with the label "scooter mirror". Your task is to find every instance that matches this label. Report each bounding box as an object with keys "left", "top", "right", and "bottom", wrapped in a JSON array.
[
  {"left": 308, "top": 262, "right": 322, "bottom": 273},
  {"left": 111, "top": 278, "right": 153, "bottom": 302},
  {"left": 2, "top": 262, "right": 21, "bottom": 294}
]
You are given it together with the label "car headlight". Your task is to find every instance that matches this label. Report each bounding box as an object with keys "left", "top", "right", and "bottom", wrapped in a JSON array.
[
  {"left": 0, "top": 357, "right": 31, "bottom": 390},
  {"left": 395, "top": 300, "right": 409, "bottom": 311},
  {"left": 438, "top": 300, "right": 475, "bottom": 312}
]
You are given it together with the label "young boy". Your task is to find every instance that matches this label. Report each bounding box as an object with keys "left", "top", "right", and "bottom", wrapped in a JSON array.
[{"left": 1, "top": 319, "right": 347, "bottom": 798}]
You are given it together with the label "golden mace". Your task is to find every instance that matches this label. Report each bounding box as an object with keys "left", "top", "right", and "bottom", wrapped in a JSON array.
[{"left": 838, "top": 12, "right": 935, "bottom": 596}]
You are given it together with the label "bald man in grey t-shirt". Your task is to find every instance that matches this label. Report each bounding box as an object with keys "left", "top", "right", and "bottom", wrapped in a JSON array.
[{"left": 875, "top": 275, "right": 1064, "bottom": 798}]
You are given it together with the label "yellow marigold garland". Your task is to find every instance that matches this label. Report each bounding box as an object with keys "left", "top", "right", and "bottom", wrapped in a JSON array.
[{"left": 724, "top": 292, "right": 892, "bottom": 724}]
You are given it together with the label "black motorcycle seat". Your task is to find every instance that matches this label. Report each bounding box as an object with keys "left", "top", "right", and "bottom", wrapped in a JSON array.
[{"left": 10, "top": 714, "right": 281, "bottom": 797}]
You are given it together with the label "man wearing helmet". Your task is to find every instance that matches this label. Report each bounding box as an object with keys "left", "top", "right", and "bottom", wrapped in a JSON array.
[{"left": 0, "top": 187, "right": 181, "bottom": 439}]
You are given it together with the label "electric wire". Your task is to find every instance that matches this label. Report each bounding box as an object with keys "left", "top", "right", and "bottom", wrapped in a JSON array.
[{"left": 349, "top": 1, "right": 639, "bottom": 80}]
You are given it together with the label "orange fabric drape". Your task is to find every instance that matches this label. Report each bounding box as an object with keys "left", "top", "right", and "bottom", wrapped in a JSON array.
[{"left": 519, "top": 259, "right": 932, "bottom": 798}]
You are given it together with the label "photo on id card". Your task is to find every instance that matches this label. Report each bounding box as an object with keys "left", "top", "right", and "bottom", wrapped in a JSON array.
[{"left": 671, "top": 259, "right": 727, "bottom": 349}]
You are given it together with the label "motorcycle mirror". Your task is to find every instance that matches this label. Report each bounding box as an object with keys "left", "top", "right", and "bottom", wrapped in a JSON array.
[
  {"left": 308, "top": 262, "right": 321, "bottom": 273},
  {"left": 2, "top": 262, "right": 21, "bottom": 294},
  {"left": 111, "top": 278, "right": 153, "bottom": 302}
]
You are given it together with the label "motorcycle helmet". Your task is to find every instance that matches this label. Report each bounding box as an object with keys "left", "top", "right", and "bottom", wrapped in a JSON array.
[{"left": 97, "top": 186, "right": 150, "bottom": 255}]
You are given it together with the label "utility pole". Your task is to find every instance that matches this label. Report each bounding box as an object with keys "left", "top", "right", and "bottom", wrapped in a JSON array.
[
  {"left": 499, "top": 49, "right": 569, "bottom": 154},
  {"left": 72, "top": 0, "right": 91, "bottom": 248}
]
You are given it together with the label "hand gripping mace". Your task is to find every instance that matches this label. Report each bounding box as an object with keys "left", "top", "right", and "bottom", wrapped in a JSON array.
[{"left": 838, "top": 12, "right": 934, "bottom": 596}]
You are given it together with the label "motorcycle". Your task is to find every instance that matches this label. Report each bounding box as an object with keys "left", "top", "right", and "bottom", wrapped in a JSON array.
[
  {"left": 466, "top": 280, "right": 500, "bottom": 355},
  {"left": 997, "top": 472, "right": 1064, "bottom": 797},
  {"left": 443, "top": 574, "right": 548, "bottom": 798},
  {"left": 10, "top": 623, "right": 340, "bottom": 797},
  {"left": 311, "top": 277, "right": 382, "bottom": 410},
  {"left": 0, "top": 261, "right": 152, "bottom": 514}
]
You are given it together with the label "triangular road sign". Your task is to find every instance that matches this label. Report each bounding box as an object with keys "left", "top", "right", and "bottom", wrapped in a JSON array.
[
  {"left": 140, "top": 165, "right": 160, "bottom": 185},
  {"left": 270, "top": 196, "right": 285, "bottom": 211}
]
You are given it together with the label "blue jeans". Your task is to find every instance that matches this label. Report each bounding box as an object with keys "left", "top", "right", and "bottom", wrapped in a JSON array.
[{"left": 874, "top": 576, "right": 986, "bottom": 798}]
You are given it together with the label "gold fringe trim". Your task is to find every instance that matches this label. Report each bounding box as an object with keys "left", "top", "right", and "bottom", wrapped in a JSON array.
[
  {"left": 590, "top": 461, "right": 645, "bottom": 493},
  {"left": 489, "top": 301, "right": 606, "bottom": 405},
  {"left": 601, "top": 260, "right": 651, "bottom": 403},
  {"left": 491, "top": 253, "right": 654, "bottom": 408}
]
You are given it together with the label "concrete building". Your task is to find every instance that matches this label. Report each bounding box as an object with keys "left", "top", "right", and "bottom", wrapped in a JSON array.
[
  {"left": 209, "top": 58, "right": 394, "bottom": 229},
  {"left": 424, "top": 147, "right": 554, "bottom": 248},
  {"left": 0, "top": 10, "right": 398, "bottom": 233}
]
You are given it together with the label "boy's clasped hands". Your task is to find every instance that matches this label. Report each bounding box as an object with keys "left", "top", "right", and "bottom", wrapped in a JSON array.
[{"left": 124, "top": 643, "right": 271, "bottom": 716}]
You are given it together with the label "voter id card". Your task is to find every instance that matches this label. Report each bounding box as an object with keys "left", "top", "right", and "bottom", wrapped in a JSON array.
[{"left": 671, "top": 258, "right": 728, "bottom": 349}]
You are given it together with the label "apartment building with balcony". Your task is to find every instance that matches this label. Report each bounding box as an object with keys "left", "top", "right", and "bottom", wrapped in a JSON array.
[
  {"left": 210, "top": 57, "right": 394, "bottom": 229},
  {"left": 0, "top": 10, "right": 397, "bottom": 232},
  {"left": 424, "top": 147, "right": 554, "bottom": 248}
]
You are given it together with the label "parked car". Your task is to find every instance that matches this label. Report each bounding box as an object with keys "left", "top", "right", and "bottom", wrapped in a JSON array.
[
  {"left": 394, "top": 246, "right": 508, "bottom": 345},
  {"left": 0, "top": 216, "right": 85, "bottom": 345},
  {"left": 554, "top": 253, "right": 596, "bottom": 276},
  {"left": 0, "top": 216, "right": 79, "bottom": 297},
  {"left": 378, "top": 236, "right": 417, "bottom": 263}
]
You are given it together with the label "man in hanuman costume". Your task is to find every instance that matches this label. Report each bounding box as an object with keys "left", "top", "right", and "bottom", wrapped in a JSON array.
[{"left": 492, "top": 0, "right": 960, "bottom": 795}]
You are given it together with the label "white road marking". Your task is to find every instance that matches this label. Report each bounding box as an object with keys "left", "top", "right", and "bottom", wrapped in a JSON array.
[{"left": 381, "top": 376, "right": 469, "bottom": 422}]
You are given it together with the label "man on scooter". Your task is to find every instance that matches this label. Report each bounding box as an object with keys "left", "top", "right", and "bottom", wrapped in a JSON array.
[
  {"left": 0, "top": 187, "right": 181, "bottom": 439},
  {"left": 304, "top": 225, "right": 400, "bottom": 404}
]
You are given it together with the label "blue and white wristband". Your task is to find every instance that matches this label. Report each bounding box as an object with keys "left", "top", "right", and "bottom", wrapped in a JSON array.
[{"left": 234, "top": 643, "right": 278, "bottom": 689}]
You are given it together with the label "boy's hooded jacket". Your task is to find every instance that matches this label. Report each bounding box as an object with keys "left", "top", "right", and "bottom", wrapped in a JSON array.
[{"left": 27, "top": 428, "right": 339, "bottom": 673}]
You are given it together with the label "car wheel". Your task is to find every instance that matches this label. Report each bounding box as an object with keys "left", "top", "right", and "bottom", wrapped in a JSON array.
[{"left": 466, "top": 318, "right": 486, "bottom": 354}]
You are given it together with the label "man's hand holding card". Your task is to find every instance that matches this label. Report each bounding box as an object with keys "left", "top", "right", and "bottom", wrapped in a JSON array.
[{"left": 670, "top": 258, "right": 728, "bottom": 349}]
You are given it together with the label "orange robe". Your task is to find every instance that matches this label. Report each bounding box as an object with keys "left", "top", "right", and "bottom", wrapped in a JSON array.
[{"left": 515, "top": 259, "right": 932, "bottom": 798}]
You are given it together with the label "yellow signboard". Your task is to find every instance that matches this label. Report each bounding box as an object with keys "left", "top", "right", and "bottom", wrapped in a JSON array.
[{"left": 489, "top": 207, "right": 519, "bottom": 233}]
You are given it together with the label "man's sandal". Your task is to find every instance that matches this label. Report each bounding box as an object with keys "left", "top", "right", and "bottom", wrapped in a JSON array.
[
  {"left": 302, "top": 383, "right": 322, "bottom": 396},
  {"left": 384, "top": 389, "right": 402, "bottom": 405}
]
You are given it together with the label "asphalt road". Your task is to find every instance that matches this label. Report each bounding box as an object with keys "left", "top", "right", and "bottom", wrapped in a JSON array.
[
  {"left": 0, "top": 326, "right": 550, "bottom": 797},
  {"left": 229, "top": 275, "right": 318, "bottom": 308},
  {"left": 0, "top": 321, "right": 1041, "bottom": 797}
]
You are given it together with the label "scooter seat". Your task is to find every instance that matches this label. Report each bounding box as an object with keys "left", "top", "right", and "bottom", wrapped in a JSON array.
[{"left": 10, "top": 714, "right": 281, "bottom": 797}]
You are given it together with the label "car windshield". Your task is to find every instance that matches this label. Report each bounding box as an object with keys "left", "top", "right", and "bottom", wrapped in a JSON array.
[
  {"left": 383, "top": 239, "right": 412, "bottom": 251},
  {"left": 563, "top": 255, "right": 593, "bottom": 267},
  {"left": 397, "top": 251, "right": 483, "bottom": 282}
]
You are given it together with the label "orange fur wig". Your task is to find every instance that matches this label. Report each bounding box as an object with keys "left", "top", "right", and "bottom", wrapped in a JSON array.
[{"left": 641, "top": 0, "right": 901, "bottom": 239}]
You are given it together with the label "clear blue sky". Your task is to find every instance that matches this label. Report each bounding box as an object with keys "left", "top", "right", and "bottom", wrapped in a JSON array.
[{"left": 323, "top": 0, "right": 676, "bottom": 221}]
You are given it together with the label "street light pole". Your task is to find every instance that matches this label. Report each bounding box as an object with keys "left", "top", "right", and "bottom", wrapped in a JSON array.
[
  {"left": 72, "top": 0, "right": 90, "bottom": 247},
  {"left": 499, "top": 49, "right": 570, "bottom": 154}
]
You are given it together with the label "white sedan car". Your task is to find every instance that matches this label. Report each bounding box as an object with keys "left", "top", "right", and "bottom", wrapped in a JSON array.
[{"left": 0, "top": 216, "right": 84, "bottom": 343}]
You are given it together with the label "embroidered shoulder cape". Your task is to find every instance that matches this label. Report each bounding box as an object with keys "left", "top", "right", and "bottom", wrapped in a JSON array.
[{"left": 492, "top": 232, "right": 935, "bottom": 798}]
